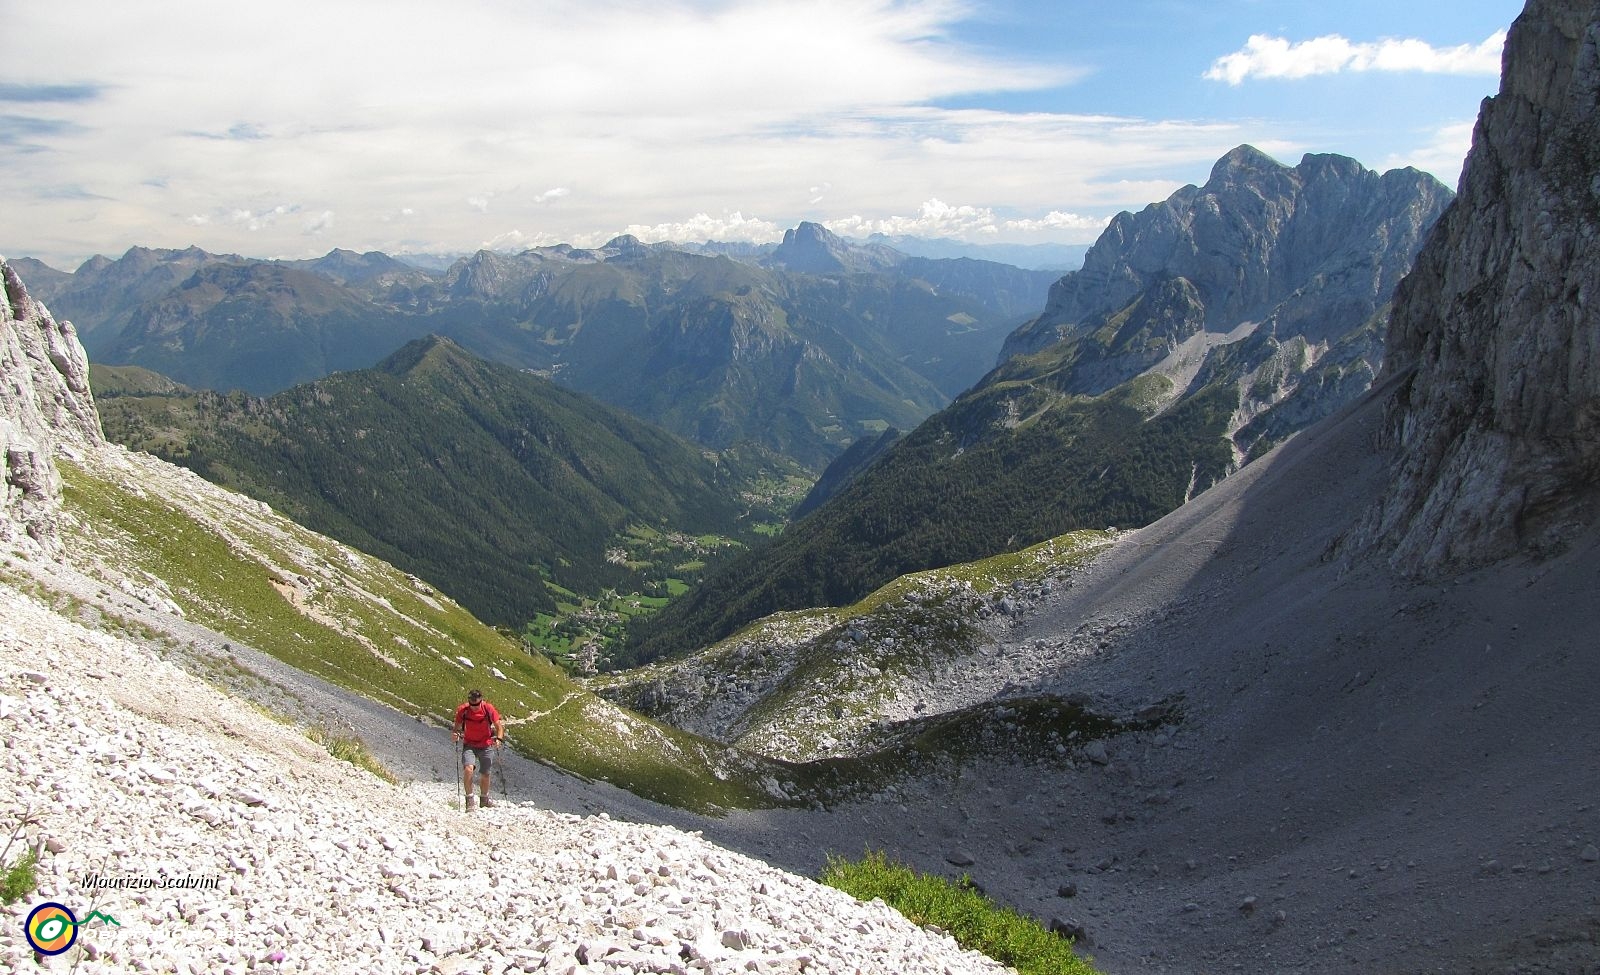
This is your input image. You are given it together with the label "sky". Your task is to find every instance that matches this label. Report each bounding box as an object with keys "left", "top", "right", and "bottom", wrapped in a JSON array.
[{"left": 1, "top": 0, "right": 1524, "bottom": 270}]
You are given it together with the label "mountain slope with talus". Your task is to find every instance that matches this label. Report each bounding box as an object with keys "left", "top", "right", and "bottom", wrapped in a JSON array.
[{"left": 0, "top": 255, "right": 826, "bottom": 813}]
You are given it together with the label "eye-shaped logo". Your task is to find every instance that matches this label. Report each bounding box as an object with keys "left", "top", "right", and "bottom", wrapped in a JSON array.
[
  {"left": 22, "top": 903, "right": 119, "bottom": 955},
  {"left": 25, "top": 902, "right": 77, "bottom": 955}
]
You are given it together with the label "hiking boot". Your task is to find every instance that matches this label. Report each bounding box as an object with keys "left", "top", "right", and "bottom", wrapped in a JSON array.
[
  {"left": 464, "top": 795, "right": 476, "bottom": 811},
  {"left": 479, "top": 796, "right": 494, "bottom": 808}
]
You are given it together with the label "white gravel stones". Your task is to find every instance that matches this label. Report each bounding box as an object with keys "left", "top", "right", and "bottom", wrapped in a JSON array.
[{"left": 0, "top": 583, "right": 1012, "bottom": 974}]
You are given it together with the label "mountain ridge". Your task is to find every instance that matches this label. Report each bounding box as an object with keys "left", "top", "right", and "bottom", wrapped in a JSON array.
[
  {"left": 31, "top": 234, "right": 1054, "bottom": 470},
  {"left": 91, "top": 332, "right": 782, "bottom": 628}
]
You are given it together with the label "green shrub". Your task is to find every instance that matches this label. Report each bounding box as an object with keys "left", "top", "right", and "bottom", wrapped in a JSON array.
[
  {"left": 820, "top": 850, "right": 1100, "bottom": 975},
  {"left": 1, "top": 846, "right": 38, "bottom": 906}
]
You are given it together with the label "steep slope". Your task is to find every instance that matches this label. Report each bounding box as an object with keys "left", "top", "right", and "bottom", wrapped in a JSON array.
[
  {"left": 93, "top": 335, "right": 777, "bottom": 627},
  {"left": 1, "top": 257, "right": 101, "bottom": 548},
  {"left": 627, "top": 147, "right": 1446, "bottom": 664},
  {"left": 995, "top": 147, "right": 1451, "bottom": 456}
]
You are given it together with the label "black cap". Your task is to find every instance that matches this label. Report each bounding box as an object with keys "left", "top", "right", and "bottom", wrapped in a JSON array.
[{"left": 468, "top": 689, "right": 482, "bottom": 700}]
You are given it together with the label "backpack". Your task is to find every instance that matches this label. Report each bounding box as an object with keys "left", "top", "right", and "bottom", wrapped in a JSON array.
[{"left": 456, "top": 701, "right": 500, "bottom": 746}]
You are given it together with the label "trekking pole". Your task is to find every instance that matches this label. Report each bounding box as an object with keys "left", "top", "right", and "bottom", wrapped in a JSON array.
[
  {"left": 455, "top": 738, "right": 465, "bottom": 812},
  {"left": 497, "top": 736, "right": 508, "bottom": 802}
]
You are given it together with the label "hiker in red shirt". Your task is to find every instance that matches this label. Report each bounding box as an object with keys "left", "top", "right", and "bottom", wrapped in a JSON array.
[{"left": 452, "top": 689, "right": 504, "bottom": 810}]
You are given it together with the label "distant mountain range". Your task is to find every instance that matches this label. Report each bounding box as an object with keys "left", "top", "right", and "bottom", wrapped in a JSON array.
[
  {"left": 626, "top": 146, "right": 1454, "bottom": 664},
  {"left": 28, "top": 229, "right": 1057, "bottom": 471}
]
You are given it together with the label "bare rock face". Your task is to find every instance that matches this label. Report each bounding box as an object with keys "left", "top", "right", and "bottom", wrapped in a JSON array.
[
  {"left": 1, "top": 257, "right": 103, "bottom": 546},
  {"left": 1001, "top": 146, "right": 1453, "bottom": 371},
  {"left": 1365, "top": 0, "right": 1600, "bottom": 573}
]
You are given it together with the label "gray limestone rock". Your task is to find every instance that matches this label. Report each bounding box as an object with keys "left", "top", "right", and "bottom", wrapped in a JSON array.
[
  {"left": 1361, "top": 0, "right": 1600, "bottom": 573},
  {"left": 0, "top": 258, "right": 103, "bottom": 547}
]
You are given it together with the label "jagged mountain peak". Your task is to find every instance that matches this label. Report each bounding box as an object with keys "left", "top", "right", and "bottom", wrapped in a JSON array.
[{"left": 769, "top": 221, "right": 903, "bottom": 275}]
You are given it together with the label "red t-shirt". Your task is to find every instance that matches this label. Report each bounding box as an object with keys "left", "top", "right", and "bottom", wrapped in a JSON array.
[{"left": 454, "top": 701, "right": 501, "bottom": 748}]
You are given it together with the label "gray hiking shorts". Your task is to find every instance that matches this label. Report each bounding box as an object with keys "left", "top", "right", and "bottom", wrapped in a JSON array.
[{"left": 463, "top": 745, "right": 494, "bottom": 775}]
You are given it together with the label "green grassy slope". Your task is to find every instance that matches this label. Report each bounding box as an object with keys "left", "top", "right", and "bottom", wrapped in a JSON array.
[
  {"left": 51, "top": 453, "right": 794, "bottom": 812},
  {"left": 93, "top": 337, "right": 797, "bottom": 629}
]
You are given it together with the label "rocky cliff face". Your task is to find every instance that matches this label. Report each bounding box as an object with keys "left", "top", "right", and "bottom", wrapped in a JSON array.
[
  {"left": 988, "top": 147, "right": 1452, "bottom": 461},
  {"left": 1363, "top": 0, "right": 1600, "bottom": 573},
  {"left": 0, "top": 257, "right": 102, "bottom": 547},
  {"left": 1001, "top": 147, "right": 1452, "bottom": 370}
]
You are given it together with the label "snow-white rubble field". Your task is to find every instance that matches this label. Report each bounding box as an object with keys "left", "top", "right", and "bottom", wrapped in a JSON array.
[{"left": 0, "top": 581, "right": 1012, "bottom": 975}]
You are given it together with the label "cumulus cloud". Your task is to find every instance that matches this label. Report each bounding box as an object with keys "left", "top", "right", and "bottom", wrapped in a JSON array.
[
  {"left": 3, "top": 0, "right": 1411, "bottom": 265},
  {"left": 1206, "top": 31, "right": 1505, "bottom": 85},
  {"left": 826, "top": 199, "right": 1109, "bottom": 242},
  {"left": 226, "top": 205, "right": 298, "bottom": 231},
  {"left": 1380, "top": 119, "right": 1478, "bottom": 187},
  {"left": 482, "top": 229, "right": 566, "bottom": 251},
  {"left": 304, "top": 210, "right": 335, "bottom": 235},
  {"left": 613, "top": 212, "right": 784, "bottom": 245}
]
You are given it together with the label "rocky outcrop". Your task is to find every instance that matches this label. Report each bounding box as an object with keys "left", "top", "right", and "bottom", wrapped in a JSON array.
[
  {"left": 1, "top": 257, "right": 102, "bottom": 547},
  {"left": 1363, "top": 0, "right": 1600, "bottom": 573}
]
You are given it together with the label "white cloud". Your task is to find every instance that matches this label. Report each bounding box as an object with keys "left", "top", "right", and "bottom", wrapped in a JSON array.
[
  {"left": 1206, "top": 31, "right": 1505, "bottom": 85},
  {"left": 613, "top": 212, "right": 784, "bottom": 245},
  {"left": 1, "top": 0, "right": 1392, "bottom": 265},
  {"left": 224, "top": 205, "right": 298, "bottom": 232},
  {"left": 1380, "top": 120, "right": 1478, "bottom": 188},
  {"left": 826, "top": 199, "right": 1112, "bottom": 243},
  {"left": 304, "top": 210, "right": 335, "bottom": 235},
  {"left": 1002, "top": 210, "right": 1110, "bottom": 235}
]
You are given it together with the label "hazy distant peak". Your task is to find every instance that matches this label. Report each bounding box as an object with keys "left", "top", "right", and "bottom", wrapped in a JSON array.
[{"left": 770, "top": 221, "right": 902, "bottom": 274}]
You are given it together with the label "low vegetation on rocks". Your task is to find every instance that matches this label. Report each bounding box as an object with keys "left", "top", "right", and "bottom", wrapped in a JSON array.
[
  {"left": 593, "top": 530, "right": 1123, "bottom": 762},
  {"left": 822, "top": 850, "right": 1101, "bottom": 975}
]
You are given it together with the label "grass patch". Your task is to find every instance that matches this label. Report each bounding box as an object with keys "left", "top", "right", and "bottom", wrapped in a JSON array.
[
  {"left": 821, "top": 851, "right": 1100, "bottom": 975},
  {"left": 307, "top": 726, "right": 400, "bottom": 784}
]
